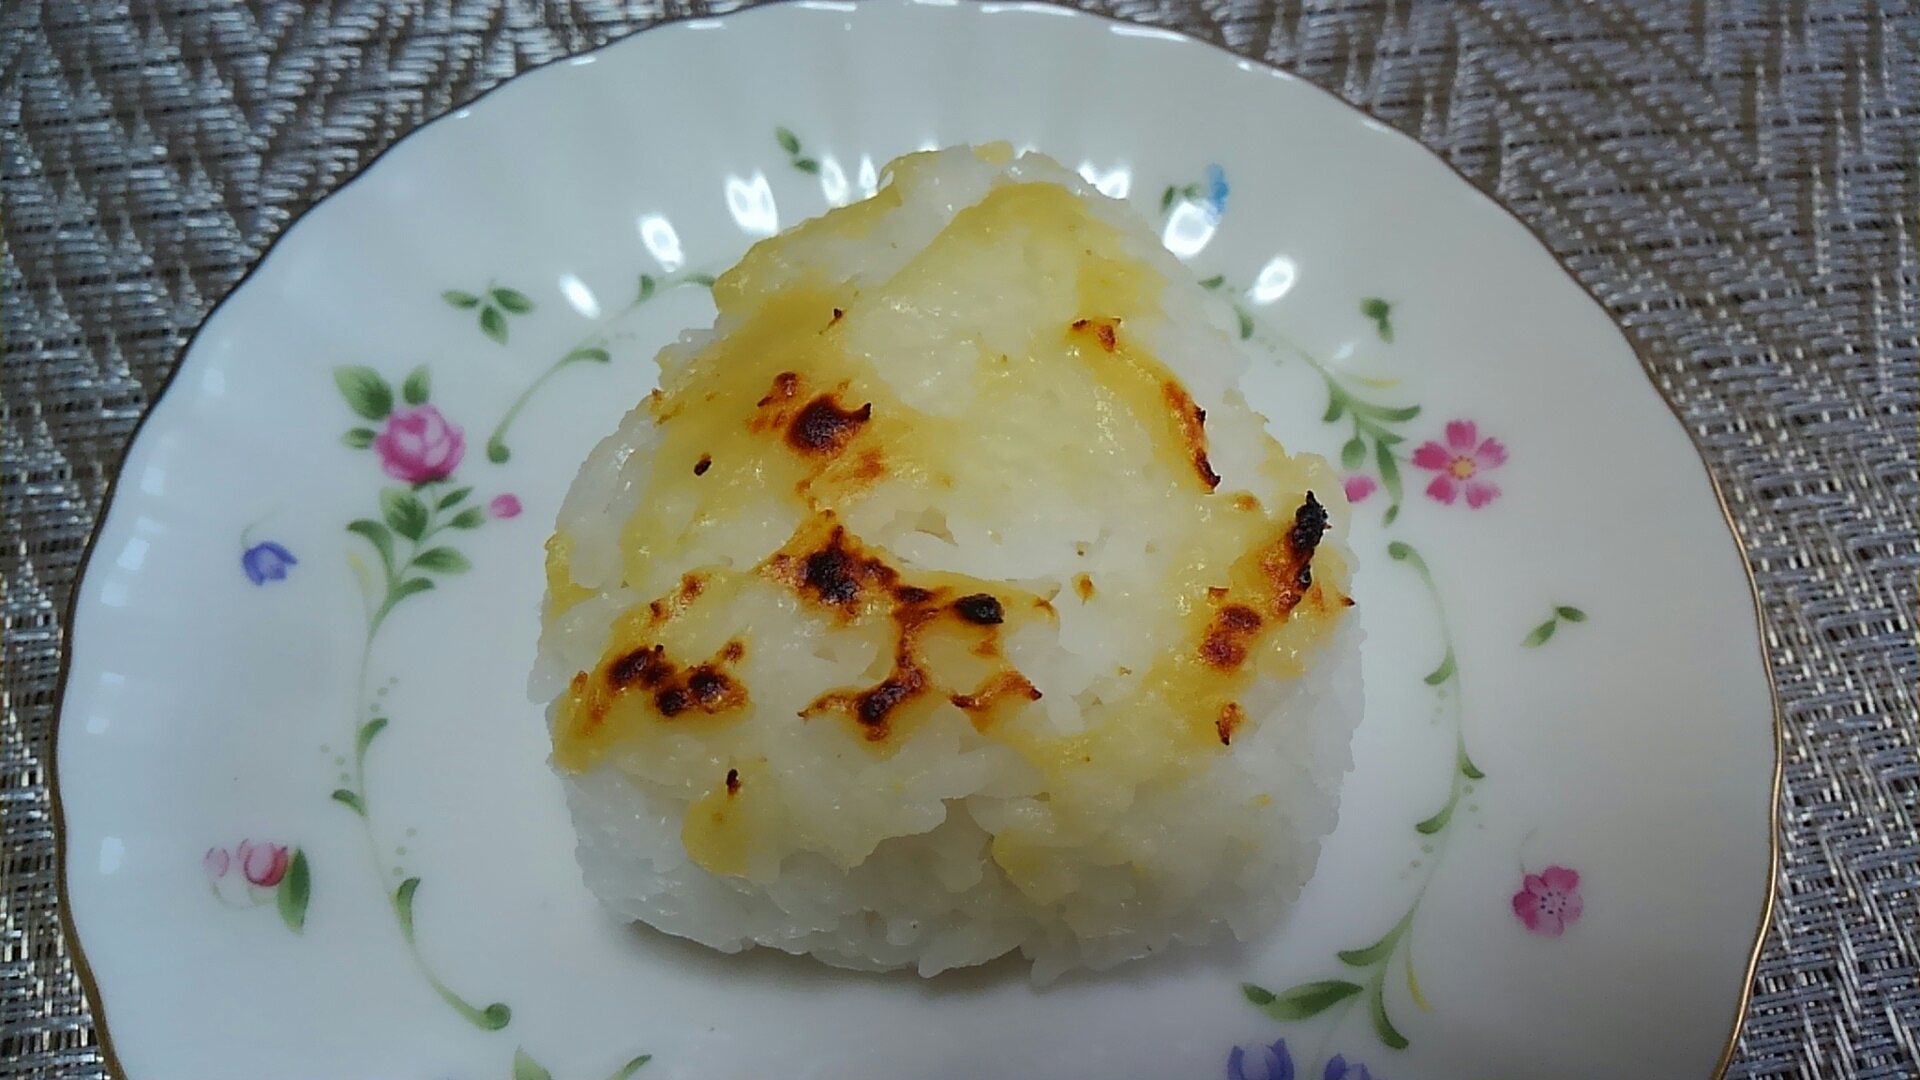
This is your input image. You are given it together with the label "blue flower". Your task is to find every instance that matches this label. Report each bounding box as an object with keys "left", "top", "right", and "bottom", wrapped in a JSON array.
[
  {"left": 1323, "top": 1054, "right": 1378, "bottom": 1080},
  {"left": 1204, "top": 163, "right": 1230, "bottom": 221},
  {"left": 1227, "top": 1038, "right": 1294, "bottom": 1080},
  {"left": 242, "top": 541, "right": 298, "bottom": 585}
]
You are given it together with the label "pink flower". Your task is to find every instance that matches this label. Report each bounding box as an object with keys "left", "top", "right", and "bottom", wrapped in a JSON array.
[
  {"left": 1410, "top": 420, "right": 1507, "bottom": 508},
  {"left": 373, "top": 404, "right": 464, "bottom": 484},
  {"left": 488, "top": 493, "right": 522, "bottom": 519},
  {"left": 237, "top": 840, "right": 290, "bottom": 888},
  {"left": 204, "top": 847, "right": 230, "bottom": 881},
  {"left": 1513, "top": 865, "right": 1583, "bottom": 936},
  {"left": 1343, "top": 475, "right": 1377, "bottom": 503}
]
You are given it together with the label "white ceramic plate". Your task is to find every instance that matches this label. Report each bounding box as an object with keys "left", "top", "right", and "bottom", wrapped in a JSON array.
[{"left": 57, "top": 3, "right": 1778, "bottom": 1078}]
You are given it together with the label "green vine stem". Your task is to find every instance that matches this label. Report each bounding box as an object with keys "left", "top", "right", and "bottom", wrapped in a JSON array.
[
  {"left": 484, "top": 271, "right": 715, "bottom": 464},
  {"left": 1245, "top": 540, "right": 1483, "bottom": 1051},
  {"left": 1209, "top": 279, "right": 1421, "bottom": 525},
  {"left": 339, "top": 476, "right": 510, "bottom": 1031}
]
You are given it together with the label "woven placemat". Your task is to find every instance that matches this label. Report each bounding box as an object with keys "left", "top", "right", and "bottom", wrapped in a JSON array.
[{"left": 3, "top": 2, "right": 1915, "bottom": 1077}]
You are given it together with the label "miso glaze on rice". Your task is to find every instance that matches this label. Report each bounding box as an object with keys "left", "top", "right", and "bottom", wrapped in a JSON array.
[{"left": 532, "top": 144, "right": 1362, "bottom": 983}]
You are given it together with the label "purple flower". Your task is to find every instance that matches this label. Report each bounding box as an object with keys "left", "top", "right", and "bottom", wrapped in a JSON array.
[
  {"left": 204, "top": 847, "right": 231, "bottom": 881},
  {"left": 242, "top": 541, "right": 298, "bottom": 585},
  {"left": 1323, "top": 1054, "right": 1378, "bottom": 1080},
  {"left": 1227, "top": 1038, "right": 1293, "bottom": 1080},
  {"left": 374, "top": 404, "right": 465, "bottom": 484},
  {"left": 1204, "top": 164, "right": 1230, "bottom": 222},
  {"left": 488, "top": 493, "right": 522, "bottom": 519}
]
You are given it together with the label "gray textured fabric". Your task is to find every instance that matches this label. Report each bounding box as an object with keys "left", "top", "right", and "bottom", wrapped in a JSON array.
[{"left": 2, "top": 2, "right": 1915, "bottom": 1077}]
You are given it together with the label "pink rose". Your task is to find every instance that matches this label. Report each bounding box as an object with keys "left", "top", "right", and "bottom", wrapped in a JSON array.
[
  {"left": 237, "top": 840, "right": 290, "bottom": 888},
  {"left": 204, "top": 847, "right": 231, "bottom": 881},
  {"left": 1512, "top": 865, "right": 1583, "bottom": 936},
  {"left": 488, "top": 493, "right": 522, "bottom": 519},
  {"left": 373, "top": 404, "right": 464, "bottom": 484},
  {"left": 1342, "top": 474, "right": 1377, "bottom": 503}
]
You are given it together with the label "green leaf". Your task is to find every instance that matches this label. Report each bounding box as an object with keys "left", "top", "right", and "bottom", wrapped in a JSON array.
[
  {"left": 413, "top": 547, "right": 471, "bottom": 574},
  {"left": 605, "top": 1055, "right": 652, "bottom": 1080},
  {"left": 491, "top": 287, "right": 535, "bottom": 314},
  {"left": 1159, "top": 186, "right": 1176, "bottom": 214},
  {"left": 357, "top": 717, "right": 389, "bottom": 757},
  {"left": 347, "top": 519, "right": 394, "bottom": 568},
  {"left": 487, "top": 440, "right": 510, "bottom": 464},
  {"left": 1352, "top": 400, "right": 1421, "bottom": 423},
  {"left": 402, "top": 365, "right": 431, "bottom": 406},
  {"left": 391, "top": 577, "right": 435, "bottom": 603},
  {"left": 1338, "top": 926, "right": 1403, "bottom": 968},
  {"left": 513, "top": 1048, "right": 554, "bottom": 1080},
  {"left": 437, "top": 486, "right": 472, "bottom": 510},
  {"left": 442, "top": 290, "right": 481, "bottom": 309},
  {"left": 1241, "top": 983, "right": 1277, "bottom": 1006},
  {"left": 1379, "top": 322, "right": 1395, "bottom": 344},
  {"left": 1415, "top": 799, "right": 1455, "bottom": 835},
  {"left": 1376, "top": 439, "right": 1404, "bottom": 501},
  {"left": 330, "top": 789, "right": 365, "bottom": 816},
  {"left": 342, "top": 427, "right": 376, "bottom": 449},
  {"left": 1556, "top": 605, "right": 1588, "bottom": 622},
  {"left": 1321, "top": 391, "right": 1347, "bottom": 424},
  {"left": 1423, "top": 648, "right": 1457, "bottom": 686},
  {"left": 1383, "top": 503, "right": 1400, "bottom": 526},
  {"left": 685, "top": 273, "right": 717, "bottom": 288},
  {"left": 1369, "top": 979, "right": 1409, "bottom": 1049},
  {"left": 638, "top": 274, "right": 657, "bottom": 301},
  {"left": 1522, "top": 620, "right": 1557, "bottom": 648},
  {"left": 1236, "top": 308, "right": 1255, "bottom": 340},
  {"left": 447, "top": 507, "right": 486, "bottom": 529},
  {"left": 563, "top": 347, "right": 612, "bottom": 365},
  {"left": 333, "top": 366, "right": 394, "bottom": 421},
  {"left": 1460, "top": 751, "right": 1485, "bottom": 780},
  {"left": 794, "top": 157, "right": 821, "bottom": 174},
  {"left": 1340, "top": 438, "right": 1367, "bottom": 470},
  {"left": 393, "top": 877, "right": 421, "bottom": 944},
  {"left": 480, "top": 304, "right": 508, "bottom": 344},
  {"left": 277, "top": 849, "right": 311, "bottom": 934},
  {"left": 380, "top": 488, "right": 429, "bottom": 541},
  {"left": 1249, "top": 979, "right": 1364, "bottom": 1021},
  {"left": 1198, "top": 275, "right": 1225, "bottom": 290},
  {"left": 1361, "top": 297, "right": 1391, "bottom": 321},
  {"left": 1387, "top": 540, "right": 1413, "bottom": 561},
  {"left": 775, "top": 127, "right": 801, "bottom": 154}
]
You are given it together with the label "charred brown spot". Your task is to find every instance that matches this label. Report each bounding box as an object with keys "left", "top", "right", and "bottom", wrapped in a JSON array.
[
  {"left": 693, "top": 454, "right": 712, "bottom": 476},
  {"left": 1342, "top": 595, "right": 1356, "bottom": 607},
  {"left": 608, "top": 645, "right": 668, "bottom": 690},
  {"left": 680, "top": 574, "right": 706, "bottom": 600},
  {"left": 894, "top": 585, "right": 935, "bottom": 604},
  {"left": 1159, "top": 380, "right": 1220, "bottom": 491},
  {"left": 1199, "top": 633, "right": 1248, "bottom": 670},
  {"left": 1234, "top": 494, "right": 1260, "bottom": 512},
  {"left": 602, "top": 638, "right": 747, "bottom": 722},
  {"left": 1217, "top": 702, "right": 1246, "bottom": 746},
  {"left": 757, "top": 371, "right": 801, "bottom": 408},
  {"left": 853, "top": 448, "right": 887, "bottom": 481},
  {"left": 1071, "top": 317, "right": 1120, "bottom": 352},
  {"left": 1199, "top": 605, "right": 1265, "bottom": 672},
  {"left": 1074, "top": 574, "right": 1095, "bottom": 601},
  {"left": 853, "top": 665, "right": 927, "bottom": 738},
  {"left": 953, "top": 593, "right": 1004, "bottom": 625},
  {"left": 950, "top": 672, "right": 1043, "bottom": 732},
  {"left": 1287, "top": 492, "right": 1328, "bottom": 590},
  {"left": 688, "top": 667, "right": 731, "bottom": 706},
  {"left": 725, "top": 768, "right": 741, "bottom": 796},
  {"left": 828, "top": 307, "right": 845, "bottom": 326},
  {"left": 787, "top": 396, "right": 872, "bottom": 455}
]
